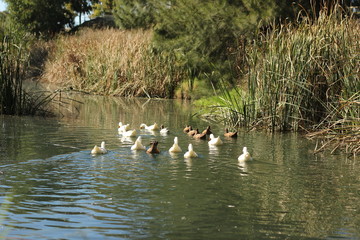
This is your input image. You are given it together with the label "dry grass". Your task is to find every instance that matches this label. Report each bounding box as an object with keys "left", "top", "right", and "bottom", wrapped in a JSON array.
[{"left": 41, "top": 28, "right": 186, "bottom": 97}]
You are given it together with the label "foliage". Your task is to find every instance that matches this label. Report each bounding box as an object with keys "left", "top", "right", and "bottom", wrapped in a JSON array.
[
  {"left": 5, "top": 0, "right": 73, "bottom": 38},
  {"left": 41, "top": 28, "right": 187, "bottom": 98},
  {"left": 113, "top": 0, "right": 156, "bottom": 29},
  {"left": 152, "top": 0, "right": 278, "bottom": 89},
  {"left": 0, "top": 25, "right": 54, "bottom": 116},
  {"left": 213, "top": 4, "right": 359, "bottom": 134},
  {"left": 66, "top": 0, "right": 98, "bottom": 25},
  {"left": 91, "top": 0, "right": 114, "bottom": 18}
]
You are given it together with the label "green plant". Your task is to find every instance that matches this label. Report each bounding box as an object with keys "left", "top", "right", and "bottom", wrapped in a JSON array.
[{"left": 0, "top": 26, "right": 55, "bottom": 116}]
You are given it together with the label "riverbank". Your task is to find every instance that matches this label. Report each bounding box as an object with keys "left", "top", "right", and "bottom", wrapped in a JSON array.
[{"left": 27, "top": 7, "right": 360, "bottom": 156}]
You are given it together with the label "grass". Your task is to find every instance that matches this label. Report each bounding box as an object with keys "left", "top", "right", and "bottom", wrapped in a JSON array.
[
  {"left": 248, "top": 7, "right": 359, "bottom": 131},
  {"left": 0, "top": 32, "right": 55, "bottom": 116},
  {"left": 41, "top": 28, "right": 188, "bottom": 98},
  {"left": 202, "top": 5, "right": 359, "bottom": 155}
]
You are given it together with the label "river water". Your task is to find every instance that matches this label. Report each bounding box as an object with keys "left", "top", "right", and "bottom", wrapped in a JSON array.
[{"left": 0, "top": 94, "right": 359, "bottom": 240}]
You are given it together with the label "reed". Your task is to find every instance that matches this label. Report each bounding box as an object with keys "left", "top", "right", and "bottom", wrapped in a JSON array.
[
  {"left": 217, "top": 4, "right": 359, "bottom": 129},
  {"left": 42, "top": 28, "right": 187, "bottom": 98},
  {"left": 211, "top": 5, "right": 359, "bottom": 154},
  {"left": 0, "top": 31, "right": 56, "bottom": 116}
]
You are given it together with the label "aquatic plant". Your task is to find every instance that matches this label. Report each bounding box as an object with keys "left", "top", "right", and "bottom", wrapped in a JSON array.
[
  {"left": 216, "top": 4, "right": 359, "bottom": 128},
  {"left": 0, "top": 29, "right": 57, "bottom": 116},
  {"left": 208, "top": 4, "right": 359, "bottom": 155}
]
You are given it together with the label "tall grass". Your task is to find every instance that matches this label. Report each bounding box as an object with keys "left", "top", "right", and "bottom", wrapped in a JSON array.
[
  {"left": 42, "top": 28, "right": 188, "bottom": 98},
  {"left": 0, "top": 33, "right": 53, "bottom": 116},
  {"left": 0, "top": 35, "right": 23, "bottom": 115},
  {"left": 218, "top": 5, "right": 359, "bottom": 132},
  {"left": 214, "top": 5, "right": 359, "bottom": 154}
]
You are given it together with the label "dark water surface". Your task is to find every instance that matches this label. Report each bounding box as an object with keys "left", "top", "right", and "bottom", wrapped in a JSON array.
[{"left": 0, "top": 95, "right": 359, "bottom": 240}]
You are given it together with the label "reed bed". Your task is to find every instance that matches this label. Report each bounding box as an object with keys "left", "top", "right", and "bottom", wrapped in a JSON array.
[
  {"left": 0, "top": 34, "right": 54, "bottom": 116},
  {"left": 306, "top": 123, "right": 360, "bottom": 157},
  {"left": 0, "top": 35, "right": 23, "bottom": 115},
  {"left": 215, "top": 5, "right": 359, "bottom": 155},
  {"left": 42, "top": 28, "right": 187, "bottom": 98}
]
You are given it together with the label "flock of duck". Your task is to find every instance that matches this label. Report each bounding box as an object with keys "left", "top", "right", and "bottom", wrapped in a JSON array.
[{"left": 91, "top": 122, "right": 252, "bottom": 162}]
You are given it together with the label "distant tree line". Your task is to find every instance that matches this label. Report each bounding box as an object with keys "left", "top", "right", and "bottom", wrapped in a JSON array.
[
  {"left": 2, "top": 0, "right": 358, "bottom": 38},
  {"left": 2, "top": 0, "right": 359, "bottom": 87}
]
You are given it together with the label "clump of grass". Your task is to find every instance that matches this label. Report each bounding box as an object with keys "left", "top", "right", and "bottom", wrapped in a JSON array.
[
  {"left": 305, "top": 94, "right": 359, "bottom": 156},
  {"left": 42, "top": 28, "right": 187, "bottom": 98},
  {"left": 217, "top": 4, "right": 359, "bottom": 129},
  {"left": 0, "top": 33, "right": 54, "bottom": 116},
  {"left": 245, "top": 5, "right": 359, "bottom": 132},
  {"left": 208, "top": 4, "right": 359, "bottom": 155}
]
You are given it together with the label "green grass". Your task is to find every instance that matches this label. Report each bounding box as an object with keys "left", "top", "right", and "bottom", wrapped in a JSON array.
[
  {"left": 203, "top": 5, "right": 359, "bottom": 154},
  {"left": 0, "top": 26, "right": 57, "bottom": 116},
  {"left": 212, "top": 4, "right": 359, "bottom": 132}
]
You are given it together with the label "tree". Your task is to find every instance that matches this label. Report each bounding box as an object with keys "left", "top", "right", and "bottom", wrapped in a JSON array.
[
  {"left": 152, "top": 0, "right": 277, "bottom": 81},
  {"left": 67, "top": 0, "right": 102, "bottom": 24},
  {"left": 91, "top": 0, "right": 114, "bottom": 18},
  {"left": 113, "top": 0, "right": 156, "bottom": 29},
  {"left": 5, "top": 0, "right": 73, "bottom": 37}
]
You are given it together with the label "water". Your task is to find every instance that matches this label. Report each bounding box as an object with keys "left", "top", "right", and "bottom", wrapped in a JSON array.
[{"left": 0, "top": 94, "right": 359, "bottom": 240}]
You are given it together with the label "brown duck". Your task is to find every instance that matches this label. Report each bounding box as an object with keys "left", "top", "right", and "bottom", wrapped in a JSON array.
[
  {"left": 183, "top": 125, "right": 192, "bottom": 133},
  {"left": 187, "top": 128, "right": 199, "bottom": 136},
  {"left": 224, "top": 128, "right": 238, "bottom": 138},
  {"left": 146, "top": 141, "right": 160, "bottom": 154},
  {"left": 193, "top": 131, "right": 207, "bottom": 140},
  {"left": 202, "top": 126, "right": 212, "bottom": 135}
]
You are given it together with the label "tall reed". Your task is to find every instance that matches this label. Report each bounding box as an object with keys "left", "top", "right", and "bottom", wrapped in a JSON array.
[
  {"left": 219, "top": 5, "right": 359, "bottom": 133},
  {"left": 42, "top": 28, "right": 188, "bottom": 98},
  {"left": 0, "top": 31, "right": 55, "bottom": 116},
  {"left": 0, "top": 35, "right": 24, "bottom": 115}
]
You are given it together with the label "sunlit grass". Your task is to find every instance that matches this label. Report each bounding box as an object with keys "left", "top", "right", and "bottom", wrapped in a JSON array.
[
  {"left": 41, "top": 28, "right": 187, "bottom": 98},
  {"left": 205, "top": 5, "right": 359, "bottom": 154},
  {"left": 216, "top": 5, "right": 359, "bottom": 129}
]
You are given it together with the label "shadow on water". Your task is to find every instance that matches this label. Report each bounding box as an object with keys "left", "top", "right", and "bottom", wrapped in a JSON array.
[{"left": 0, "top": 93, "right": 359, "bottom": 239}]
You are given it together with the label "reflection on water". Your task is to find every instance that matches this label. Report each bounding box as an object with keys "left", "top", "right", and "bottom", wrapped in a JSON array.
[{"left": 0, "top": 93, "right": 359, "bottom": 240}]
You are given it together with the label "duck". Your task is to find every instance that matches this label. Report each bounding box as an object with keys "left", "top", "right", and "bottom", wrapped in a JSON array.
[
  {"left": 131, "top": 136, "right": 146, "bottom": 150},
  {"left": 183, "top": 125, "right": 192, "bottom": 133},
  {"left": 187, "top": 128, "right": 198, "bottom": 136},
  {"left": 91, "top": 141, "right": 107, "bottom": 154},
  {"left": 193, "top": 131, "right": 207, "bottom": 140},
  {"left": 202, "top": 126, "right": 212, "bottom": 135},
  {"left": 140, "top": 123, "right": 160, "bottom": 131},
  {"left": 224, "top": 128, "right": 238, "bottom": 138},
  {"left": 146, "top": 141, "right": 160, "bottom": 154},
  {"left": 184, "top": 144, "right": 198, "bottom": 158},
  {"left": 208, "top": 134, "right": 223, "bottom": 146},
  {"left": 118, "top": 122, "right": 131, "bottom": 132},
  {"left": 160, "top": 125, "right": 169, "bottom": 134},
  {"left": 169, "top": 137, "right": 182, "bottom": 152},
  {"left": 122, "top": 129, "right": 137, "bottom": 137},
  {"left": 238, "top": 147, "right": 252, "bottom": 162}
]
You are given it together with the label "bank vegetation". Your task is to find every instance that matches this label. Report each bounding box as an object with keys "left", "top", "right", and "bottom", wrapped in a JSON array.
[{"left": 1, "top": 1, "right": 359, "bottom": 155}]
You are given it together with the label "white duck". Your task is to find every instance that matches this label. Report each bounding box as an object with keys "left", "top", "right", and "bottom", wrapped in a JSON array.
[
  {"left": 122, "top": 129, "right": 137, "bottom": 137},
  {"left": 131, "top": 136, "right": 146, "bottom": 150},
  {"left": 140, "top": 123, "right": 160, "bottom": 131},
  {"left": 91, "top": 141, "right": 107, "bottom": 155},
  {"left": 238, "top": 147, "right": 252, "bottom": 162},
  {"left": 118, "top": 122, "right": 131, "bottom": 133},
  {"left": 208, "top": 134, "right": 223, "bottom": 146},
  {"left": 169, "top": 137, "right": 182, "bottom": 153},
  {"left": 184, "top": 144, "right": 198, "bottom": 158},
  {"left": 160, "top": 125, "right": 169, "bottom": 134}
]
